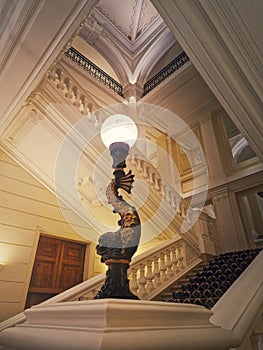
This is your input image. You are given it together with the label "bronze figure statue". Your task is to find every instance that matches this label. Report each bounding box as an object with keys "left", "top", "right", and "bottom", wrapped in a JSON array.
[{"left": 94, "top": 142, "right": 141, "bottom": 299}]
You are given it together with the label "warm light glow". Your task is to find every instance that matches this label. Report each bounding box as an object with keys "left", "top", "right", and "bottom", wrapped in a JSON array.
[{"left": 101, "top": 114, "right": 138, "bottom": 149}]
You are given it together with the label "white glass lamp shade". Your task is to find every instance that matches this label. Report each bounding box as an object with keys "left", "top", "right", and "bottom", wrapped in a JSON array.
[{"left": 101, "top": 114, "right": 138, "bottom": 149}]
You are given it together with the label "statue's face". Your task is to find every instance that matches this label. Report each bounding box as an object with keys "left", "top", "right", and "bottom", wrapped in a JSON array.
[{"left": 123, "top": 211, "right": 137, "bottom": 227}]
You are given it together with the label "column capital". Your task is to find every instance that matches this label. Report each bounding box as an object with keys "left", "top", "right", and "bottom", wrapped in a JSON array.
[{"left": 211, "top": 187, "right": 229, "bottom": 202}]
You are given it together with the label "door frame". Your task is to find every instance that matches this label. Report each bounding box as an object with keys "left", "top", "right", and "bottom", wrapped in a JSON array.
[{"left": 21, "top": 227, "right": 93, "bottom": 310}]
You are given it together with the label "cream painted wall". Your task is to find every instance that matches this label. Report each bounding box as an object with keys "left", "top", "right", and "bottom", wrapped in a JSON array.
[{"left": 0, "top": 151, "right": 101, "bottom": 322}]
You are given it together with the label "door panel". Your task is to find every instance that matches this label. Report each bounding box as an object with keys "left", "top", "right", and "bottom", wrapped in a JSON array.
[
  {"left": 37, "top": 236, "right": 61, "bottom": 258},
  {"left": 59, "top": 264, "right": 83, "bottom": 289},
  {"left": 63, "top": 242, "right": 84, "bottom": 260},
  {"left": 26, "top": 235, "right": 86, "bottom": 308},
  {"left": 30, "top": 260, "right": 57, "bottom": 288}
]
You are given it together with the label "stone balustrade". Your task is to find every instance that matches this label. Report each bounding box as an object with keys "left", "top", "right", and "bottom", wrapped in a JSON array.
[
  {"left": 46, "top": 66, "right": 214, "bottom": 252},
  {"left": 129, "top": 238, "right": 189, "bottom": 300},
  {"left": 0, "top": 237, "right": 201, "bottom": 332},
  {"left": 47, "top": 66, "right": 93, "bottom": 116}
]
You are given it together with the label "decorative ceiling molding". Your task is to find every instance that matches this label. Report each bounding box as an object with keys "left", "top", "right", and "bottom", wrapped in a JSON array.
[
  {"left": 79, "top": 9, "right": 176, "bottom": 86},
  {"left": 0, "top": 0, "right": 99, "bottom": 137},
  {"left": 151, "top": 0, "right": 263, "bottom": 161},
  {"left": 95, "top": 0, "right": 159, "bottom": 42}
]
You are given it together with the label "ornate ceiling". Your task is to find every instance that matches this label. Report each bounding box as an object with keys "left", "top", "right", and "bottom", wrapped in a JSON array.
[
  {"left": 0, "top": 0, "right": 262, "bottom": 247},
  {"left": 95, "top": 0, "right": 159, "bottom": 42},
  {"left": 77, "top": 0, "right": 177, "bottom": 87}
]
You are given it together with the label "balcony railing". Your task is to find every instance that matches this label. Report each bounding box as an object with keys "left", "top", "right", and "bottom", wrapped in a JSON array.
[
  {"left": 64, "top": 48, "right": 189, "bottom": 98},
  {"left": 143, "top": 51, "right": 190, "bottom": 96},
  {"left": 64, "top": 47, "right": 123, "bottom": 96}
]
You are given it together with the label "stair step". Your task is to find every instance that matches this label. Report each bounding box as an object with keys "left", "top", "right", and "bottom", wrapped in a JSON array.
[
  {"left": 158, "top": 248, "right": 262, "bottom": 308},
  {"left": 154, "top": 248, "right": 262, "bottom": 307}
]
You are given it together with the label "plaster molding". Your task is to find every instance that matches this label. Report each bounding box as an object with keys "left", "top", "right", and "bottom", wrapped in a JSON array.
[
  {"left": 211, "top": 187, "right": 229, "bottom": 203},
  {"left": 80, "top": 10, "right": 176, "bottom": 85},
  {"left": 1, "top": 103, "right": 46, "bottom": 144},
  {"left": 61, "top": 55, "right": 125, "bottom": 104},
  {"left": 0, "top": 0, "right": 99, "bottom": 137},
  {"left": 202, "top": 0, "right": 262, "bottom": 98},
  {"left": 0, "top": 299, "right": 239, "bottom": 350},
  {"left": 151, "top": 0, "right": 263, "bottom": 160}
]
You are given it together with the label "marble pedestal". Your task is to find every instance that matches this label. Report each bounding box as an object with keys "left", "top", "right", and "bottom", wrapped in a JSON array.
[{"left": 0, "top": 299, "right": 239, "bottom": 350}]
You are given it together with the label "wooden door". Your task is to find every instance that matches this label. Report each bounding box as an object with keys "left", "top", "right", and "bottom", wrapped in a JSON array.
[{"left": 26, "top": 235, "right": 86, "bottom": 308}]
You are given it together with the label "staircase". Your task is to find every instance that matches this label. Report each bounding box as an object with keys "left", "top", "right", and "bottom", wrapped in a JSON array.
[
  {"left": 0, "top": 245, "right": 263, "bottom": 349},
  {"left": 153, "top": 261, "right": 208, "bottom": 301},
  {"left": 157, "top": 248, "right": 262, "bottom": 309},
  {"left": 0, "top": 235, "right": 202, "bottom": 331}
]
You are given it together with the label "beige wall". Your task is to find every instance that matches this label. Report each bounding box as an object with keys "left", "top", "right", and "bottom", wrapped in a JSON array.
[{"left": 0, "top": 151, "right": 98, "bottom": 322}]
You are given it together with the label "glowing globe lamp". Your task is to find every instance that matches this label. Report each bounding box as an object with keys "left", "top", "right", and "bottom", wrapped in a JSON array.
[
  {"left": 101, "top": 114, "right": 138, "bottom": 168},
  {"left": 101, "top": 114, "right": 138, "bottom": 149}
]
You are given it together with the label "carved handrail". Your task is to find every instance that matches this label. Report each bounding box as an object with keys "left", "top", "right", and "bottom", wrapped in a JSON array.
[
  {"left": 0, "top": 236, "right": 201, "bottom": 331},
  {"left": 64, "top": 47, "right": 123, "bottom": 96},
  {"left": 37, "top": 236, "right": 200, "bottom": 303},
  {"left": 129, "top": 236, "right": 202, "bottom": 300},
  {"left": 129, "top": 152, "right": 219, "bottom": 253},
  {"left": 210, "top": 250, "right": 263, "bottom": 350},
  {"left": 143, "top": 51, "right": 190, "bottom": 96},
  {"left": 129, "top": 153, "right": 200, "bottom": 246}
]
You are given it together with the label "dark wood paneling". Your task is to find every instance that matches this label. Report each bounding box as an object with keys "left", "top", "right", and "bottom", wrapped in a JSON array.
[
  {"left": 37, "top": 236, "right": 61, "bottom": 258},
  {"left": 30, "top": 260, "right": 57, "bottom": 288},
  {"left": 26, "top": 235, "right": 86, "bottom": 308}
]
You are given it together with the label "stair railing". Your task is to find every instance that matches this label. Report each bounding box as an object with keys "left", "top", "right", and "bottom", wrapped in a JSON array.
[
  {"left": 128, "top": 236, "right": 201, "bottom": 300},
  {"left": 210, "top": 250, "right": 263, "bottom": 350},
  {"left": 0, "top": 235, "right": 201, "bottom": 331}
]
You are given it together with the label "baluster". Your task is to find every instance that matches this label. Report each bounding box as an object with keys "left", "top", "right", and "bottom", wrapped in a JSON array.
[
  {"left": 56, "top": 70, "right": 66, "bottom": 90},
  {"left": 48, "top": 66, "right": 59, "bottom": 81},
  {"left": 153, "top": 173, "right": 160, "bottom": 191},
  {"left": 159, "top": 252, "right": 167, "bottom": 282},
  {"left": 79, "top": 290, "right": 93, "bottom": 300},
  {"left": 142, "top": 163, "right": 148, "bottom": 179},
  {"left": 159, "top": 181, "right": 165, "bottom": 197},
  {"left": 72, "top": 87, "right": 81, "bottom": 108},
  {"left": 171, "top": 245, "right": 179, "bottom": 273},
  {"left": 165, "top": 249, "right": 173, "bottom": 278},
  {"left": 148, "top": 169, "right": 154, "bottom": 185},
  {"left": 64, "top": 78, "right": 73, "bottom": 100},
  {"left": 177, "top": 245, "right": 185, "bottom": 270},
  {"left": 137, "top": 158, "right": 143, "bottom": 175},
  {"left": 153, "top": 256, "right": 161, "bottom": 287},
  {"left": 129, "top": 268, "right": 139, "bottom": 296},
  {"left": 138, "top": 264, "right": 147, "bottom": 299},
  {"left": 80, "top": 95, "right": 88, "bottom": 115},
  {"left": 145, "top": 260, "right": 154, "bottom": 293}
]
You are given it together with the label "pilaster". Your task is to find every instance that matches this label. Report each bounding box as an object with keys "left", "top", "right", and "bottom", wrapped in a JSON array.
[
  {"left": 211, "top": 187, "right": 244, "bottom": 251},
  {"left": 151, "top": 0, "right": 263, "bottom": 160},
  {"left": 199, "top": 112, "right": 224, "bottom": 180}
]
